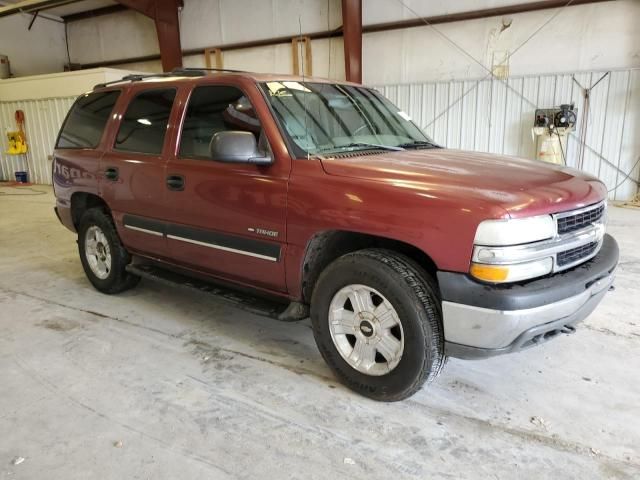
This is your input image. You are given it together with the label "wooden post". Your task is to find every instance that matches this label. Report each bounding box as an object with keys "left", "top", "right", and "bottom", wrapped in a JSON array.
[
  {"left": 291, "top": 36, "right": 312, "bottom": 76},
  {"left": 204, "top": 48, "right": 223, "bottom": 69}
]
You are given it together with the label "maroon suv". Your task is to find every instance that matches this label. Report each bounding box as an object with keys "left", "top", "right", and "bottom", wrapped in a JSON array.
[{"left": 52, "top": 70, "right": 618, "bottom": 401}]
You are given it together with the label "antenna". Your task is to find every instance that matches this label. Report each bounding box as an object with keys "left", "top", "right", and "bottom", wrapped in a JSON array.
[
  {"left": 299, "top": 16, "right": 310, "bottom": 160},
  {"left": 327, "top": 0, "right": 332, "bottom": 80}
]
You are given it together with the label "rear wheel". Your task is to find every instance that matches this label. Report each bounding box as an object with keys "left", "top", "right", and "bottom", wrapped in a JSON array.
[
  {"left": 311, "top": 249, "right": 445, "bottom": 401},
  {"left": 78, "top": 208, "right": 140, "bottom": 294}
]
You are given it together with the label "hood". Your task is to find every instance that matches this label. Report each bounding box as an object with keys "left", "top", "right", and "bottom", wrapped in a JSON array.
[{"left": 319, "top": 149, "right": 606, "bottom": 218}]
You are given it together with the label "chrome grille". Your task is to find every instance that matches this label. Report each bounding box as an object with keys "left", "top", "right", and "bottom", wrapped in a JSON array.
[
  {"left": 557, "top": 241, "right": 599, "bottom": 267},
  {"left": 552, "top": 201, "right": 606, "bottom": 270},
  {"left": 557, "top": 203, "right": 605, "bottom": 235}
]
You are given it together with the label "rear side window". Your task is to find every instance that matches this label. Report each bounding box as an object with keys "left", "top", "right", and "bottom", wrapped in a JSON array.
[
  {"left": 56, "top": 90, "right": 120, "bottom": 149},
  {"left": 180, "top": 85, "right": 261, "bottom": 159},
  {"left": 114, "top": 88, "right": 176, "bottom": 155}
]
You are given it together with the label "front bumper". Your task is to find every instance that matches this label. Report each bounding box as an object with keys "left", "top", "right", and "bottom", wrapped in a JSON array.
[{"left": 438, "top": 234, "right": 619, "bottom": 360}]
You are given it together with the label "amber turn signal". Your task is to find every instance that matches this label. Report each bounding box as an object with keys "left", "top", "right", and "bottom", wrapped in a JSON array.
[{"left": 469, "top": 263, "right": 510, "bottom": 282}]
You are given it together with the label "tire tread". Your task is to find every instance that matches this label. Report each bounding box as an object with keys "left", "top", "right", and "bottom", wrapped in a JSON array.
[{"left": 358, "top": 249, "right": 446, "bottom": 397}]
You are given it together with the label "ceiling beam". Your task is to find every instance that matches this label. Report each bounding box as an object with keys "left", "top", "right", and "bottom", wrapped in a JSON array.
[
  {"left": 0, "top": 0, "right": 81, "bottom": 18},
  {"left": 62, "top": 4, "right": 128, "bottom": 22},
  {"left": 342, "top": 0, "right": 362, "bottom": 84}
]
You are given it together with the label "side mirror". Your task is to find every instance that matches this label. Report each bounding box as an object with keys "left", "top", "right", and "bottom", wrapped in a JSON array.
[{"left": 209, "top": 131, "right": 272, "bottom": 165}]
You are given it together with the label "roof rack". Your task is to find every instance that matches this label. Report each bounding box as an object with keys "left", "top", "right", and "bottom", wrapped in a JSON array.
[
  {"left": 172, "top": 67, "right": 251, "bottom": 74},
  {"left": 93, "top": 72, "right": 183, "bottom": 90},
  {"left": 92, "top": 67, "right": 251, "bottom": 90}
]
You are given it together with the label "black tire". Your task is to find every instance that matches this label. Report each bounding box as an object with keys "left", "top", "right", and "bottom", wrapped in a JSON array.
[
  {"left": 310, "top": 248, "right": 446, "bottom": 401},
  {"left": 78, "top": 208, "right": 140, "bottom": 294}
]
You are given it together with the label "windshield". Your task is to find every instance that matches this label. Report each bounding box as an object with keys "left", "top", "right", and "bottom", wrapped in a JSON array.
[{"left": 260, "top": 81, "right": 439, "bottom": 157}]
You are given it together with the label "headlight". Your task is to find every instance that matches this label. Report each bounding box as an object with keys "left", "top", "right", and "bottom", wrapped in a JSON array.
[
  {"left": 474, "top": 215, "right": 555, "bottom": 246},
  {"left": 471, "top": 215, "right": 556, "bottom": 283}
]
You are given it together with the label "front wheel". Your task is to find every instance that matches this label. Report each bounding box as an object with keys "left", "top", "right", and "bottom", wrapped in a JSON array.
[{"left": 310, "top": 249, "right": 445, "bottom": 401}]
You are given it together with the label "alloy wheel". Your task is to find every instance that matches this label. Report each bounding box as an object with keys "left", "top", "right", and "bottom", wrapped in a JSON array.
[
  {"left": 84, "top": 225, "right": 112, "bottom": 280},
  {"left": 328, "top": 284, "right": 404, "bottom": 376}
]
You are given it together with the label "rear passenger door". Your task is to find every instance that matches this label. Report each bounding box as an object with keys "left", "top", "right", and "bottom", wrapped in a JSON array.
[
  {"left": 163, "top": 84, "right": 289, "bottom": 293},
  {"left": 100, "top": 87, "right": 177, "bottom": 259}
]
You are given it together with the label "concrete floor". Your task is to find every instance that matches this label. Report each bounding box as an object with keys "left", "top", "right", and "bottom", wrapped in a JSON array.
[{"left": 0, "top": 186, "right": 639, "bottom": 480}]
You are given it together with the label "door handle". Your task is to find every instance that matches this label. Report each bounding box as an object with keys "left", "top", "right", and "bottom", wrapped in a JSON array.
[
  {"left": 166, "top": 174, "right": 185, "bottom": 191},
  {"left": 104, "top": 167, "right": 119, "bottom": 181}
]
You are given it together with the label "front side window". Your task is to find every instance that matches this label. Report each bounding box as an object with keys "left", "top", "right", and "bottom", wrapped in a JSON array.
[
  {"left": 57, "top": 90, "right": 120, "bottom": 149},
  {"left": 180, "top": 85, "right": 262, "bottom": 159},
  {"left": 261, "top": 81, "right": 438, "bottom": 157},
  {"left": 114, "top": 88, "right": 176, "bottom": 155}
]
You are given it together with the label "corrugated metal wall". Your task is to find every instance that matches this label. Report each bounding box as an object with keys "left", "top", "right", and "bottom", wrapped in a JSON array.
[
  {"left": 0, "top": 97, "right": 76, "bottom": 184},
  {"left": 376, "top": 68, "right": 640, "bottom": 201}
]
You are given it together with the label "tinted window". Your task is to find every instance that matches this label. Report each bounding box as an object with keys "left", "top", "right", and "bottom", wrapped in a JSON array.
[
  {"left": 114, "top": 88, "right": 176, "bottom": 155},
  {"left": 180, "top": 86, "right": 261, "bottom": 158},
  {"left": 57, "top": 91, "right": 120, "bottom": 149}
]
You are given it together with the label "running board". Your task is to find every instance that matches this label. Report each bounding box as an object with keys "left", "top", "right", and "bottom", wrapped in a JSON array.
[{"left": 125, "top": 263, "right": 308, "bottom": 321}]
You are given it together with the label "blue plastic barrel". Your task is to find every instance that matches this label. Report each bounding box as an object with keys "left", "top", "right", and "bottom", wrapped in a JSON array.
[{"left": 15, "top": 171, "right": 28, "bottom": 183}]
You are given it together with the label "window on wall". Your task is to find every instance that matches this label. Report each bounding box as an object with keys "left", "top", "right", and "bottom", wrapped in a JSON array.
[
  {"left": 56, "top": 90, "right": 120, "bottom": 149},
  {"left": 114, "top": 88, "right": 176, "bottom": 155},
  {"left": 179, "top": 85, "right": 262, "bottom": 159}
]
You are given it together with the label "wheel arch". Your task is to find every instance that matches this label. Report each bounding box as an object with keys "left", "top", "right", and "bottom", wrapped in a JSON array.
[
  {"left": 300, "top": 230, "right": 439, "bottom": 304},
  {"left": 70, "top": 191, "right": 112, "bottom": 229}
]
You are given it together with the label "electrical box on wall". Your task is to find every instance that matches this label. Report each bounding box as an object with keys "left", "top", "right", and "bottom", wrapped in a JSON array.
[{"left": 532, "top": 104, "right": 577, "bottom": 166}]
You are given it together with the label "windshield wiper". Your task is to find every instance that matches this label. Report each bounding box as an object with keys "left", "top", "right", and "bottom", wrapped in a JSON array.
[
  {"left": 318, "top": 142, "right": 405, "bottom": 153},
  {"left": 396, "top": 140, "right": 440, "bottom": 149}
]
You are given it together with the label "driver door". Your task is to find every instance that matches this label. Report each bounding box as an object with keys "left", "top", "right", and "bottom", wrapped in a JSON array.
[{"left": 163, "top": 83, "right": 289, "bottom": 293}]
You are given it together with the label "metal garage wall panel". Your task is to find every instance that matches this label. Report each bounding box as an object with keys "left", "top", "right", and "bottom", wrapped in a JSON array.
[
  {"left": 616, "top": 69, "right": 640, "bottom": 201},
  {"left": 459, "top": 81, "right": 478, "bottom": 152},
  {"left": 503, "top": 77, "right": 523, "bottom": 157},
  {"left": 537, "top": 76, "right": 557, "bottom": 111},
  {"left": 582, "top": 72, "right": 610, "bottom": 179},
  {"left": 518, "top": 76, "right": 539, "bottom": 159},
  {"left": 488, "top": 79, "right": 506, "bottom": 154},
  {"left": 475, "top": 80, "right": 492, "bottom": 153},
  {"left": 554, "top": 75, "right": 573, "bottom": 106},
  {"left": 432, "top": 83, "right": 450, "bottom": 145},
  {"left": 422, "top": 84, "right": 437, "bottom": 141},
  {"left": 374, "top": 68, "right": 640, "bottom": 201},
  {"left": 447, "top": 81, "right": 463, "bottom": 149},
  {"left": 0, "top": 97, "right": 75, "bottom": 184},
  {"left": 598, "top": 71, "right": 628, "bottom": 196}
]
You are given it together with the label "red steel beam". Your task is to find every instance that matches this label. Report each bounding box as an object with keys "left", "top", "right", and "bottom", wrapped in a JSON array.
[
  {"left": 115, "top": 0, "right": 183, "bottom": 72},
  {"left": 341, "top": 0, "right": 362, "bottom": 83}
]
